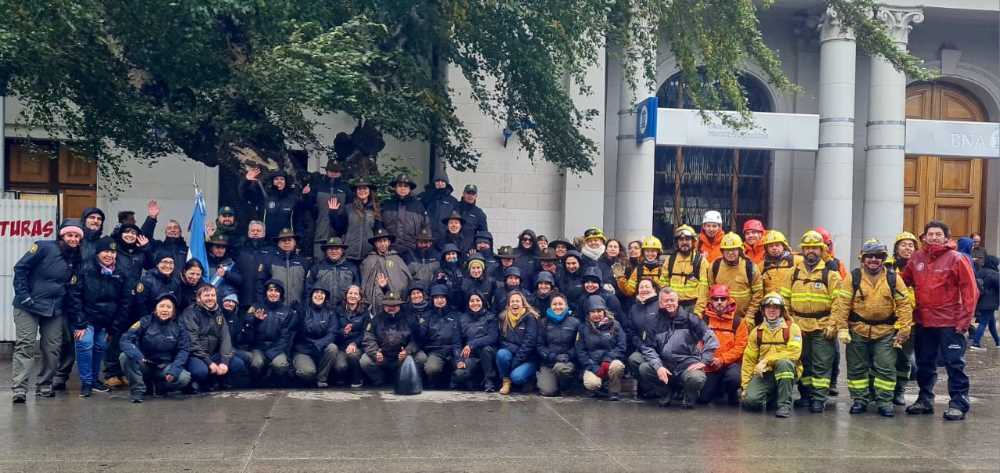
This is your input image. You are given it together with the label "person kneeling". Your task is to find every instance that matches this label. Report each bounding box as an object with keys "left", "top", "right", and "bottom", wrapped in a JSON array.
[
  {"left": 244, "top": 280, "right": 297, "bottom": 387},
  {"left": 415, "top": 285, "right": 462, "bottom": 388},
  {"left": 119, "top": 293, "right": 192, "bottom": 403},
  {"left": 182, "top": 285, "right": 245, "bottom": 392},
  {"left": 360, "top": 292, "right": 416, "bottom": 386},
  {"left": 536, "top": 294, "right": 579, "bottom": 396},
  {"left": 577, "top": 296, "right": 627, "bottom": 401},
  {"left": 292, "top": 286, "right": 340, "bottom": 388},
  {"left": 741, "top": 293, "right": 803, "bottom": 418}
]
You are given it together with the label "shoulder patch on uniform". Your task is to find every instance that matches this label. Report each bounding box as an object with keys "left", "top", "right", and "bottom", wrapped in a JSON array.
[
  {"left": 366, "top": 322, "right": 373, "bottom": 331},
  {"left": 135, "top": 282, "right": 144, "bottom": 294},
  {"left": 130, "top": 320, "right": 141, "bottom": 330},
  {"left": 28, "top": 244, "right": 38, "bottom": 254},
  {"left": 217, "top": 315, "right": 225, "bottom": 326},
  {"left": 70, "top": 275, "right": 78, "bottom": 285}
]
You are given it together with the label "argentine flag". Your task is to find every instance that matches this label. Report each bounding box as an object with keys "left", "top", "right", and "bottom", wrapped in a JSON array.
[{"left": 187, "top": 189, "right": 211, "bottom": 282}]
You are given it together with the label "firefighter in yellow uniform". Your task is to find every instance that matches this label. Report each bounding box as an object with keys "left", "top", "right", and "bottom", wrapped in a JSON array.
[
  {"left": 886, "top": 231, "right": 919, "bottom": 405},
  {"left": 761, "top": 230, "right": 801, "bottom": 296},
  {"left": 702, "top": 232, "right": 763, "bottom": 321},
  {"left": 837, "top": 239, "right": 913, "bottom": 417},
  {"left": 660, "top": 225, "right": 708, "bottom": 312},
  {"left": 741, "top": 292, "right": 803, "bottom": 418},
  {"left": 614, "top": 236, "right": 665, "bottom": 297},
  {"left": 779, "top": 230, "right": 849, "bottom": 413}
]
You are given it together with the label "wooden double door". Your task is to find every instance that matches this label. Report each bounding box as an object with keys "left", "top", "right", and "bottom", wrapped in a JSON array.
[{"left": 904, "top": 83, "right": 988, "bottom": 238}]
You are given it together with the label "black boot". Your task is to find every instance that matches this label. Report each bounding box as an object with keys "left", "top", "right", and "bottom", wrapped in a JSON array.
[
  {"left": 892, "top": 384, "right": 906, "bottom": 406},
  {"left": 849, "top": 400, "right": 866, "bottom": 414},
  {"left": 905, "top": 398, "right": 934, "bottom": 415},
  {"left": 809, "top": 400, "right": 825, "bottom": 413},
  {"left": 878, "top": 405, "right": 895, "bottom": 417}
]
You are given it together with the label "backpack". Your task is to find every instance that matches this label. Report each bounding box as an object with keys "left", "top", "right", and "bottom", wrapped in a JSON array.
[
  {"left": 850, "top": 267, "right": 903, "bottom": 301},
  {"left": 756, "top": 324, "right": 791, "bottom": 346},
  {"left": 761, "top": 253, "right": 795, "bottom": 275},
  {"left": 712, "top": 257, "right": 755, "bottom": 286},
  {"left": 790, "top": 266, "right": 832, "bottom": 290},
  {"left": 667, "top": 252, "right": 703, "bottom": 284}
]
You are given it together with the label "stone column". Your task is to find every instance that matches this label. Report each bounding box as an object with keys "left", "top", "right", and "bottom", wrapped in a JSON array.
[
  {"left": 812, "top": 8, "right": 857, "bottom": 260},
  {"left": 614, "top": 64, "right": 656, "bottom": 242},
  {"left": 863, "top": 7, "right": 923, "bottom": 246},
  {"left": 563, "top": 46, "right": 607, "bottom": 238}
]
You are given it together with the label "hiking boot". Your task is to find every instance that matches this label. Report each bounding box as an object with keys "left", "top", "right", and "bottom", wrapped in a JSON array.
[
  {"left": 892, "top": 386, "right": 906, "bottom": 406},
  {"left": 92, "top": 381, "right": 110, "bottom": 393},
  {"left": 679, "top": 398, "right": 695, "bottom": 409},
  {"left": 793, "top": 397, "right": 810, "bottom": 408},
  {"left": 483, "top": 382, "right": 496, "bottom": 393},
  {"left": 130, "top": 392, "right": 144, "bottom": 403},
  {"left": 775, "top": 406, "right": 792, "bottom": 418},
  {"left": 12, "top": 392, "right": 27, "bottom": 404},
  {"left": 607, "top": 393, "right": 621, "bottom": 402},
  {"left": 849, "top": 401, "right": 867, "bottom": 414},
  {"left": 499, "top": 378, "right": 513, "bottom": 395},
  {"left": 36, "top": 388, "right": 55, "bottom": 398},
  {"left": 809, "top": 400, "right": 825, "bottom": 413},
  {"left": 51, "top": 380, "right": 67, "bottom": 391},
  {"left": 79, "top": 385, "right": 93, "bottom": 398},
  {"left": 316, "top": 381, "right": 329, "bottom": 389},
  {"left": 878, "top": 405, "right": 895, "bottom": 417},
  {"left": 943, "top": 408, "right": 966, "bottom": 421},
  {"left": 104, "top": 376, "right": 128, "bottom": 389},
  {"left": 657, "top": 396, "right": 672, "bottom": 408},
  {"left": 905, "top": 399, "right": 934, "bottom": 415}
]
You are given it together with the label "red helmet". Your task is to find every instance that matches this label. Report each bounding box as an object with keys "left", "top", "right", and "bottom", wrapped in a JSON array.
[
  {"left": 743, "top": 219, "right": 765, "bottom": 234},
  {"left": 709, "top": 284, "right": 730, "bottom": 299},
  {"left": 815, "top": 226, "right": 833, "bottom": 245}
]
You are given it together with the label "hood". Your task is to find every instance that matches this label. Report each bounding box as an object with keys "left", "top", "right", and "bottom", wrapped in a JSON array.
[
  {"left": 582, "top": 266, "right": 603, "bottom": 284},
  {"left": 424, "top": 180, "right": 454, "bottom": 194},
  {"left": 985, "top": 255, "right": 999, "bottom": 271},
  {"left": 307, "top": 285, "right": 331, "bottom": 308},
  {"left": 699, "top": 230, "right": 723, "bottom": 246},
  {"left": 957, "top": 237, "right": 974, "bottom": 256},
  {"left": 439, "top": 243, "right": 461, "bottom": 265},
  {"left": 81, "top": 207, "right": 105, "bottom": 236},
  {"left": 263, "top": 278, "right": 286, "bottom": 303},
  {"left": 515, "top": 229, "right": 538, "bottom": 253}
]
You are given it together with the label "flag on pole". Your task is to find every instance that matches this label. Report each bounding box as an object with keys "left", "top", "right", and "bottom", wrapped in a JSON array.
[{"left": 187, "top": 188, "right": 210, "bottom": 282}]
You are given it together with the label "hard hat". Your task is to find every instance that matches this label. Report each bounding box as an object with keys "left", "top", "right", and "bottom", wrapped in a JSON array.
[
  {"left": 763, "top": 230, "right": 789, "bottom": 248},
  {"left": 815, "top": 226, "right": 833, "bottom": 245},
  {"left": 761, "top": 292, "right": 785, "bottom": 307},
  {"left": 895, "top": 231, "right": 918, "bottom": 246},
  {"left": 674, "top": 225, "right": 696, "bottom": 239},
  {"left": 641, "top": 236, "right": 663, "bottom": 252},
  {"left": 720, "top": 232, "right": 744, "bottom": 250},
  {"left": 743, "top": 219, "right": 765, "bottom": 234},
  {"left": 703, "top": 210, "right": 723, "bottom": 225},
  {"left": 709, "top": 284, "right": 731, "bottom": 299},
  {"left": 859, "top": 239, "right": 888, "bottom": 259},
  {"left": 800, "top": 230, "right": 826, "bottom": 248}
]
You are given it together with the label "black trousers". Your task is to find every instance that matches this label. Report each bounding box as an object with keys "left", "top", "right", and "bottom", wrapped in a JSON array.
[{"left": 915, "top": 326, "right": 970, "bottom": 412}]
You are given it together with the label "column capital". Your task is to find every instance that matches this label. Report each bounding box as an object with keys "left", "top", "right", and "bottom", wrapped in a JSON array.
[
  {"left": 875, "top": 6, "right": 924, "bottom": 45},
  {"left": 819, "top": 7, "right": 855, "bottom": 43}
]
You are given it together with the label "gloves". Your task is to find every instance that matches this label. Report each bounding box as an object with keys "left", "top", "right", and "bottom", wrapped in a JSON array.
[
  {"left": 596, "top": 361, "right": 610, "bottom": 379},
  {"left": 753, "top": 360, "right": 769, "bottom": 377},
  {"left": 611, "top": 263, "right": 625, "bottom": 279},
  {"left": 893, "top": 330, "right": 910, "bottom": 348},
  {"left": 822, "top": 325, "right": 838, "bottom": 340},
  {"left": 837, "top": 329, "right": 852, "bottom": 345},
  {"left": 555, "top": 354, "right": 571, "bottom": 364}
]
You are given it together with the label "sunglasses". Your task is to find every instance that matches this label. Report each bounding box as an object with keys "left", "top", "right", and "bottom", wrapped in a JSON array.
[
  {"left": 521, "top": 237, "right": 533, "bottom": 242},
  {"left": 711, "top": 297, "right": 728, "bottom": 302}
]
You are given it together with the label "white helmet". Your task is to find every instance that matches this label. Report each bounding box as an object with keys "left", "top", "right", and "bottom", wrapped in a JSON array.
[{"left": 703, "top": 210, "right": 723, "bottom": 225}]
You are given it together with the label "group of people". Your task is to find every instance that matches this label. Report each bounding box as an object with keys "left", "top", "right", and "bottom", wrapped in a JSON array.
[{"left": 9, "top": 160, "right": 986, "bottom": 421}]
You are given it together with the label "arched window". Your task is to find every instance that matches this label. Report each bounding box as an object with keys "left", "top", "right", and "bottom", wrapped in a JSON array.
[{"left": 653, "top": 72, "right": 773, "bottom": 246}]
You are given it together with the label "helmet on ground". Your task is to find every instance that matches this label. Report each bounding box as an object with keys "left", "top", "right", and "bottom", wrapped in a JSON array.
[
  {"left": 674, "top": 225, "right": 696, "bottom": 239},
  {"left": 761, "top": 292, "right": 785, "bottom": 307},
  {"left": 743, "top": 219, "right": 765, "bottom": 234},
  {"left": 720, "top": 232, "right": 744, "bottom": 250},
  {"left": 859, "top": 239, "right": 888, "bottom": 259},
  {"left": 641, "top": 236, "right": 663, "bottom": 252},
  {"left": 800, "top": 230, "right": 826, "bottom": 249},
  {"left": 703, "top": 210, "right": 723, "bottom": 225}
]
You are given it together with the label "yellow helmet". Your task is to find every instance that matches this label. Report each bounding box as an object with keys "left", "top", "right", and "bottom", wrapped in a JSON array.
[
  {"left": 763, "top": 230, "right": 789, "bottom": 248},
  {"left": 800, "top": 230, "right": 826, "bottom": 249},
  {"left": 895, "top": 231, "right": 918, "bottom": 246},
  {"left": 720, "top": 232, "right": 744, "bottom": 250},
  {"left": 674, "top": 225, "right": 696, "bottom": 239},
  {"left": 641, "top": 236, "right": 663, "bottom": 252}
]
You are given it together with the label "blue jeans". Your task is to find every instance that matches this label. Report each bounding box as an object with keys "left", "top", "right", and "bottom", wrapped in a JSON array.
[
  {"left": 972, "top": 310, "right": 999, "bottom": 346},
  {"left": 187, "top": 354, "right": 247, "bottom": 385},
  {"left": 496, "top": 348, "right": 537, "bottom": 385},
  {"left": 74, "top": 325, "right": 109, "bottom": 386}
]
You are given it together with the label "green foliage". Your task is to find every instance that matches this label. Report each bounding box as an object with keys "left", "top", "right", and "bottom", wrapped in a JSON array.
[{"left": 0, "top": 0, "right": 930, "bottom": 182}]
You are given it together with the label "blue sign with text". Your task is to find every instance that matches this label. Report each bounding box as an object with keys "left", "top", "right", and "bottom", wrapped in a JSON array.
[{"left": 636, "top": 96, "right": 658, "bottom": 145}]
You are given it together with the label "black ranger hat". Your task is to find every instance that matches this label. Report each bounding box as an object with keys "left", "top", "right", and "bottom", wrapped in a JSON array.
[
  {"left": 416, "top": 228, "right": 434, "bottom": 242},
  {"left": 351, "top": 175, "right": 373, "bottom": 189},
  {"left": 272, "top": 228, "right": 300, "bottom": 242},
  {"left": 441, "top": 210, "right": 466, "bottom": 226},
  {"left": 391, "top": 174, "right": 417, "bottom": 190},
  {"left": 320, "top": 237, "right": 349, "bottom": 250},
  {"left": 537, "top": 248, "right": 559, "bottom": 262},
  {"left": 497, "top": 245, "right": 516, "bottom": 259},
  {"left": 324, "top": 160, "right": 344, "bottom": 172},
  {"left": 207, "top": 234, "right": 230, "bottom": 247},
  {"left": 368, "top": 227, "right": 396, "bottom": 245},
  {"left": 382, "top": 291, "right": 405, "bottom": 306},
  {"left": 218, "top": 206, "right": 237, "bottom": 217}
]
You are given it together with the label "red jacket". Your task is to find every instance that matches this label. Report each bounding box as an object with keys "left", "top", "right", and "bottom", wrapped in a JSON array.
[
  {"left": 703, "top": 298, "right": 748, "bottom": 371},
  {"left": 698, "top": 232, "right": 723, "bottom": 263},
  {"left": 902, "top": 244, "right": 979, "bottom": 330}
]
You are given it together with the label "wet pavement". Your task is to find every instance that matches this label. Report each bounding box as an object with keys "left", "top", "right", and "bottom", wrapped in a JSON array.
[{"left": 1, "top": 347, "right": 999, "bottom": 473}]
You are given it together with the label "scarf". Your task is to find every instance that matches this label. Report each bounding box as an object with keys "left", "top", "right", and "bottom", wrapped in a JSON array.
[
  {"left": 100, "top": 262, "right": 116, "bottom": 275},
  {"left": 765, "top": 317, "right": 782, "bottom": 331},
  {"left": 545, "top": 308, "right": 569, "bottom": 324},
  {"left": 505, "top": 306, "right": 527, "bottom": 333},
  {"left": 581, "top": 244, "right": 605, "bottom": 262}
]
